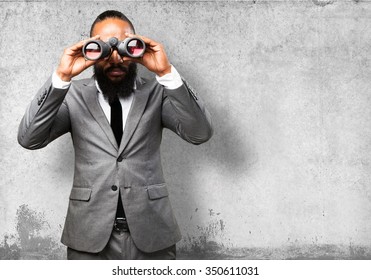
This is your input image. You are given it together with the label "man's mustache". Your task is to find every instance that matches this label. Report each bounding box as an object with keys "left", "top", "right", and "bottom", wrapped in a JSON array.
[{"left": 104, "top": 64, "right": 128, "bottom": 74}]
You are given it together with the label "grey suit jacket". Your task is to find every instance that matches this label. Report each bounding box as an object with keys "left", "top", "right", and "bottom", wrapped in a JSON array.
[{"left": 18, "top": 75, "right": 213, "bottom": 253}]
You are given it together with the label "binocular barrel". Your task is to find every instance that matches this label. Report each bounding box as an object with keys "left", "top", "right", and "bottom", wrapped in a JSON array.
[{"left": 83, "top": 37, "right": 146, "bottom": 60}]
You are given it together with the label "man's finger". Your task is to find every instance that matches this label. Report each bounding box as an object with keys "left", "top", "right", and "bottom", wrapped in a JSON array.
[
  {"left": 125, "top": 32, "right": 158, "bottom": 48},
  {"left": 70, "top": 35, "right": 101, "bottom": 52}
]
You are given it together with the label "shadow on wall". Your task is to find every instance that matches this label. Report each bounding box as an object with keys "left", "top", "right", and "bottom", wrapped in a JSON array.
[{"left": 160, "top": 93, "right": 256, "bottom": 259}]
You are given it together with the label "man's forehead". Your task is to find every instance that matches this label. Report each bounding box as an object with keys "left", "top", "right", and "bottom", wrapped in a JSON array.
[{"left": 92, "top": 18, "right": 133, "bottom": 39}]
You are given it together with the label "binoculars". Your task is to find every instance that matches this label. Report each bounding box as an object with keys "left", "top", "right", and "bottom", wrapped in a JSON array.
[{"left": 82, "top": 37, "right": 146, "bottom": 60}]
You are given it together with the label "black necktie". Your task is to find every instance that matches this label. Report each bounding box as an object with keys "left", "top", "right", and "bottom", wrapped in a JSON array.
[
  {"left": 110, "top": 98, "right": 123, "bottom": 146},
  {"left": 110, "top": 98, "right": 125, "bottom": 219}
]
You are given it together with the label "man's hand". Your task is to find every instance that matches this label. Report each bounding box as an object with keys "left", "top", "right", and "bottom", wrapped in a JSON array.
[
  {"left": 56, "top": 35, "right": 100, "bottom": 82},
  {"left": 124, "top": 33, "right": 172, "bottom": 77}
]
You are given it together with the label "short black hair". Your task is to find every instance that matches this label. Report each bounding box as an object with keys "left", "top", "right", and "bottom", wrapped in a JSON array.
[{"left": 90, "top": 10, "right": 135, "bottom": 36}]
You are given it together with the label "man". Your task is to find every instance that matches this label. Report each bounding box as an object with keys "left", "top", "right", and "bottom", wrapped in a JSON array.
[{"left": 17, "top": 10, "right": 212, "bottom": 260}]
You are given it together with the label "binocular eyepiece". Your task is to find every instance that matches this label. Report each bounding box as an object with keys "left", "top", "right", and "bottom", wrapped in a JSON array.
[{"left": 82, "top": 37, "right": 146, "bottom": 61}]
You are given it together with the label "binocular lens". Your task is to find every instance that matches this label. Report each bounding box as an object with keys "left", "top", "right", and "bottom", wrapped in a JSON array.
[
  {"left": 84, "top": 42, "right": 102, "bottom": 60},
  {"left": 127, "top": 39, "right": 145, "bottom": 57},
  {"left": 83, "top": 37, "right": 145, "bottom": 60}
]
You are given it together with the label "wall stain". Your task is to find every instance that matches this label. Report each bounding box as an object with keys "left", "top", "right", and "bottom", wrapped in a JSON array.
[
  {"left": 2, "top": 207, "right": 371, "bottom": 260},
  {"left": 178, "top": 209, "right": 371, "bottom": 259},
  {"left": 16, "top": 204, "right": 65, "bottom": 259},
  {"left": 0, "top": 204, "right": 65, "bottom": 259},
  {"left": 0, "top": 234, "right": 21, "bottom": 260},
  {"left": 179, "top": 209, "right": 228, "bottom": 259},
  {"left": 179, "top": 243, "right": 371, "bottom": 260},
  {"left": 312, "top": 0, "right": 334, "bottom": 7}
]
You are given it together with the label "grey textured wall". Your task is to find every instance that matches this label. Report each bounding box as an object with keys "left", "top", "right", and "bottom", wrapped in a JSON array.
[{"left": 1, "top": 0, "right": 371, "bottom": 259}]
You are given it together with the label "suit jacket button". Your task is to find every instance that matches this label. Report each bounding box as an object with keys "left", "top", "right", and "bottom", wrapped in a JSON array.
[
  {"left": 117, "top": 156, "right": 123, "bottom": 162},
  {"left": 111, "top": 185, "right": 118, "bottom": 191}
]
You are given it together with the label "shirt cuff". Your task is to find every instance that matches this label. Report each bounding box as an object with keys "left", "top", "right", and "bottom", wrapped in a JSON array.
[
  {"left": 155, "top": 65, "right": 183, "bottom": 90},
  {"left": 52, "top": 71, "right": 71, "bottom": 89}
]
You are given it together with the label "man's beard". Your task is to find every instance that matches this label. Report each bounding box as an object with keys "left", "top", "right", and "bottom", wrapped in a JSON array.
[{"left": 94, "top": 63, "right": 137, "bottom": 104}]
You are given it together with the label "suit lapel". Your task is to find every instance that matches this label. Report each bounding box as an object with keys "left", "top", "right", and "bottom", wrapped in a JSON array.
[
  {"left": 119, "top": 77, "right": 150, "bottom": 155},
  {"left": 81, "top": 78, "right": 118, "bottom": 151}
]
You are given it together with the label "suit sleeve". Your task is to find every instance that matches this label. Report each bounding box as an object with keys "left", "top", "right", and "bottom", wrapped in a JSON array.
[
  {"left": 17, "top": 76, "right": 71, "bottom": 150},
  {"left": 161, "top": 80, "right": 213, "bottom": 145}
]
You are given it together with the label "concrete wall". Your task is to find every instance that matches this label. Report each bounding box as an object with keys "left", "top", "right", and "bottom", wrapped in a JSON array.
[{"left": 1, "top": 0, "right": 371, "bottom": 259}]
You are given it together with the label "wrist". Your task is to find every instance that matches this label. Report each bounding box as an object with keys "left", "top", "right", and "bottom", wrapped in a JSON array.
[
  {"left": 56, "top": 69, "right": 72, "bottom": 82},
  {"left": 52, "top": 71, "right": 71, "bottom": 89},
  {"left": 155, "top": 65, "right": 183, "bottom": 89},
  {"left": 155, "top": 65, "right": 172, "bottom": 77}
]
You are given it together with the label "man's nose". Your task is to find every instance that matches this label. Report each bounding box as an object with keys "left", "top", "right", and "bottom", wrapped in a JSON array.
[{"left": 108, "top": 49, "right": 122, "bottom": 63}]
